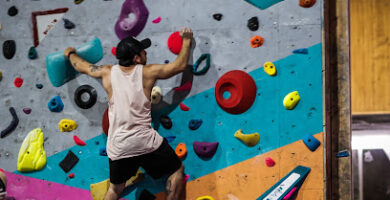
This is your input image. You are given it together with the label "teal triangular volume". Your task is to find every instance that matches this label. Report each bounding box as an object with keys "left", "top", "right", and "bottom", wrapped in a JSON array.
[{"left": 244, "top": 0, "right": 284, "bottom": 10}]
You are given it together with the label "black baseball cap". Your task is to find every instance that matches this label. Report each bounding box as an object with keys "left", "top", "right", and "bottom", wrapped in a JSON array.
[{"left": 116, "top": 36, "right": 151, "bottom": 66}]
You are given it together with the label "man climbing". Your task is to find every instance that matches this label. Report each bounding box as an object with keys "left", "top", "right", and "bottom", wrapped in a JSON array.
[{"left": 64, "top": 27, "right": 193, "bottom": 200}]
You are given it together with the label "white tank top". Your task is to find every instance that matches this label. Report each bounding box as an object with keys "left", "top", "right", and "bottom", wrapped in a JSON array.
[{"left": 106, "top": 64, "right": 163, "bottom": 160}]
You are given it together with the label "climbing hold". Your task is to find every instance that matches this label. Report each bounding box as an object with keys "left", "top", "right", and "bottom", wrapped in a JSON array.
[
  {"left": 63, "top": 18, "right": 76, "bottom": 29},
  {"left": 192, "top": 54, "right": 211, "bottom": 75},
  {"left": 283, "top": 91, "right": 300, "bottom": 110},
  {"left": 179, "top": 102, "right": 190, "bottom": 111},
  {"left": 0, "top": 70, "right": 2, "bottom": 81},
  {"left": 336, "top": 150, "right": 350, "bottom": 158},
  {"left": 139, "top": 189, "right": 156, "bottom": 200},
  {"left": 302, "top": 134, "right": 320, "bottom": 152},
  {"left": 234, "top": 129, "right": 260, "bottom": 147},
  {"left": 247, "top": 17, "right": 259, "bottom": 31},
  {"left": 99, "top": 146, "right": 107, "bottom": 156},
  {"left": 189, "top": 119, "right": 202, "bottom": 130},
  {"left": 3, "top": 40, "right": 16, "bottom": 59},
  {"left": 102, "top": 107, "right": 109, "bottom": 136},
  {"left": 175, "top": 143, "right": 187, "bottom": 159},
  {"left": 292, "top": 48, "right": 308, "bottom": 54},
  {"left": 8, "top": 6, "right": 18, "bottom": 16},
  {"left": 151, "top": 86, "right": 162, "bottom": 104},
  {"left": 111, "top": 47, "right": 117, "bottom": 56},
  {"left": 74, "top": 0, "right": 83, "bottom": 4},
  {"left": 215, "top": 70, "right": 257, "bottom": 114},
  {"left": 48, "top": 96, "right": 64, "bottom": 112},
  {"left": 68, "top": 173, "right": 75, "bottom": 178},
  {"left": 250, "top": 35, "right": 264, "bottom": 48},
  {"left": 0, "top": 21, "right": 2, "bottom": 31},
  {"left": 73, "top": 135, "right": 86, "bottom": 146},
  {"left": 265, "top": 157, "right": 275, "bottom": 167},
  {"left": 264, "top": 61, "right": 277, "bottom": 76},
  {"left": 14, "top": 77, "right": 23, "bottom": 88},
  {"left": 196, "top": 196, "right": 215, "bottom": 200},
  {"left": 17, "top": 128, "right": 47, "bottom": 172},
  {"left": 28, "top": 46, "right": 38, "bottom": 59},
  {"left": 74, "top": 85, "right": 97, "bottom": 109},
  {"left": 36, "top": 83, "right": 43, "bottom": 89},
  {"left": 193, "top": 141, "right": 218, "bottom": 159},
  {"left": 164, "top": 60, "right": 169, "bottom": 64},
  {"left": 152, "top": 16, "right": 161, "bottom": 23},
  {"left": 46, "top": 38, "right": 103, "bottom": 87},
  {"left": 299, "top": 0, "right": 316, "bottom": 8},
  {"left": 173, "top": 81, "right": 192, "bottom": 92},
  {"left": 167, "top": 31, "right": 182, "bottom": 55},
  {"left": 165, "top": 135, "right": 176, "bottom": 143},
  {"left": 22, "top": 108, "right": 32, "bottom": 115},
  {"left": 213, "top": 13, "right": 223, "bottom": 21},
  {"left": 59, "top": 150, "right": 79, "bottom": 173},
  {"left": 160, "top": 115, "right": 172, "bottom": 129},
  {"left": 115, "top": 0, "right": 149, "bottom": 39},
  {"left": 244, "top": 0, "right": 283, "bottom": 10},
  {"left": 184, "top": 174, "right": 189, "bottom": 183},
  {"left": 0, "top": 107, "right": 19, "bottom": 138}
]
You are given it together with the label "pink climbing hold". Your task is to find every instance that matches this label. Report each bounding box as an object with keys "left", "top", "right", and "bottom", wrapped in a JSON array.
[
  {"left": 111, "top": 47, "right": 117, "bottom": 56},
  {"left": 179, "top": 102, "right": 190, "bottom": 111},
  {"left": 265, "top": 157, "right": 275, "bottom": 167},
  {"left": 174, "top": 81, "right": 192, "bottom": 92},
  {"left": 73, "top": 135, "right": 86, "bottom": 146},
  {"left": 14, "top": 77, "right": 23, "bottom": 87},
  {"left": 68, "top": 173, "right": 75, "bottom": 179},
  {"left": 183, "top": 174, "right": 189, "bottom": 183},
  {"left": 23, "top": 108, "right": 32, "bottom": 114},
  {"left": 152, "top": 16, "right": 161, "bottom": 23}
]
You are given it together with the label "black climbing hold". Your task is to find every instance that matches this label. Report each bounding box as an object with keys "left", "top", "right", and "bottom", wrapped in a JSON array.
[
  {"left": 3, "top": 40, "right": 16, "bottom": 60},
  {"left": 28, "top": 46, "right": 38, "bottom": 59},
  {"left": 63, "top": 18, "right": 76, "bottom": 29},
  {"left": 36, "top": 83, "right": 43, "bottom": 89},
  {"left": 160, "top": 115, "right": 172, "bottom": 129},
  {"left": 213, "top": 13, "right": 223, "bottom": 21},
  {"left": 0, "top": 107, "right": 19, "bottom": 138},
  {"left": 74, "top": 85, "right": 97, "bottom": 109},
  {"left": 8, "top": 6, "right": 18, "bottom": 17},
  {"left": 59, "top": 150, "right": 79, "bottom": 173},
  {"left": 139, "top": 189, "right": 156, "bottom": 200},
  {"left": 189, "top": 119, "right": 203, "bottom": 130},
  {"left": 247, "top": 17, "right": 259, "bottom": 31}
]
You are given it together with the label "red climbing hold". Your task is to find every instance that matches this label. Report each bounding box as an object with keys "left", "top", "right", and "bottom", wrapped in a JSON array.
[
  {"left": 73, "top": 135, "right": 86, "bottom": 146},
  {"left": 0, "top": 168, "right": 4, "bottom": 173},
  {"left": 299, "top": 0, "right": 316, "bottom": 8},
  {"left": 152, "top": 17, "right": 161, "bottom": 23},
  {"left": 102, "top": 107, "right": 109, "bottom": 136},
  {"left": 179, "top": 102, "right": 190, "bottom": 111},
  {"left": 14, "top": 77, "right": 23, "bottom": 87},
  {"left": 167, "top": 32, "right": 182, "bottom": 55},
  {"left": 174, "top": 81, "right": 192, "bottom": 92},
  {"left": 265, "top": 157, "right": 275, "bottom": 167},
  {"left": 111, "top": 47, "right": 117, "bottom": 56},
  {"left": 68, "top": 173, "right": 75, "bottom": 178},
  {"left": 215, "top": 70, "right": 257, "bottom": 114}
]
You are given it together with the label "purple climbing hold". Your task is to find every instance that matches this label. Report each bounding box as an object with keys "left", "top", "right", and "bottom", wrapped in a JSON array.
[
  {"left": 22, "top": 108, "right": 32, "bottom": 114},
  {"left": 114, "top": 0, "right": 149, "bottom": 40},
  {"left": 193, "top": 141, "right": 219, "bottom": 159}
]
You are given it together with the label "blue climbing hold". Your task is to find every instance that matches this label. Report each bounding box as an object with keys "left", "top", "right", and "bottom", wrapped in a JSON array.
[
  {"left": 292, "top": 48, "right": 309, "bottom": 54},
  {"left": 336, "top": 150, "right": 350, "bottom": 158},
  {"left": 165, "top": 135, "right": 176, "bottom": 143},
  {"left": 189, "top": 119, "right": 203, "bottom": 130},
  {"left": 28, "top": 46, "right": 38, "bottom": 59},
  {"left": 302, "top": 134, "right": 320, "bottom": 152},
  {"left": 48, "top": 96, "right": 64, "bottom": 112},
  {"left": 99, "top": 147, "right": 107, "bottom": 156}
]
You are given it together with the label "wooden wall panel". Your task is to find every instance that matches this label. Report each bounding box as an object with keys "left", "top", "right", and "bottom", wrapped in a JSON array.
[{"left": 351, "top": 0, "right": 390, "bottom": 114}]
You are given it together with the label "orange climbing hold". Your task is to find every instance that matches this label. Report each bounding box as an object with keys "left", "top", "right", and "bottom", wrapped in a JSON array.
[
  {"left": 175, "top": 143, "right": 187, "bottom": 159},
  {"left": 179, "top": 102, "right": 190, "bottom": 111},
  {"left": 299, "top": 0, "right": 316, "bottom": 8},
  {"left": 73, "top": 135, "right": 86, "bottom": 146},
  {"left": 250, "top": 35, "right": 264, "bottom": 48}
]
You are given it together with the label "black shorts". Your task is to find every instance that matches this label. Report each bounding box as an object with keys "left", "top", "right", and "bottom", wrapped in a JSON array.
[{"left": 109, "top": 138, "right": 182, "bottom": 184}]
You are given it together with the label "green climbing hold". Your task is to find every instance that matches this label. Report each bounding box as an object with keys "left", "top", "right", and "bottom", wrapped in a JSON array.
[
  {"left": 193, "top": 54, "right": 211, "bottom": 75},
  {"left": 28, "top": 46, "right": 37, "bottom": 59},
  {"left": 74, "top": 0, "right": 83, "bottom": 4}
]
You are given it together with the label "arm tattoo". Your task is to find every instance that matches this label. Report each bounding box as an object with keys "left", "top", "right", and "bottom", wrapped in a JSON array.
[
  {"left": 72, "top": 63, "right": 77, "bottom": 67},
  {"left": 90, "top": 64, "right": 103, "bottom": 72},
  {"left": 166, "top": 180, "right": 172, "bottom": 195}
]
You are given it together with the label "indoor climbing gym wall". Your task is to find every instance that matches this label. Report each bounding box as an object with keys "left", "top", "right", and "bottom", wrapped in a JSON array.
[{"left": 0, "top": 0, "right": 324, "bottom": 199}]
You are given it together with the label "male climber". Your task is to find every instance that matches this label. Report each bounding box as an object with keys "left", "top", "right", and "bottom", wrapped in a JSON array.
[{"left": 64, "top": 27, "right": 193, "bottom": 200}]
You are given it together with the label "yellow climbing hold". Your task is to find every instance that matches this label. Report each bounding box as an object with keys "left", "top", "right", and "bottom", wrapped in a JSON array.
[
  {"left": 58, "top": 119, "right": 78, "bottom": 132},
  {"left": 264, "top": 61, "right": 277, "bottom": 76},
  {"left": 283, "top": 91, "right": 300, "bottom": 110},
  {"left": 234, "top": 129, "right": 260, "bottom": 147},
  {"left": 17, "top": 128, "right": 46, "bottom": 172},
  {"left": 196, "top": 196, "right": 215, "bottom": 200},
  {"left": 90, "top": 169, "right": 144, "bottom": 200}
]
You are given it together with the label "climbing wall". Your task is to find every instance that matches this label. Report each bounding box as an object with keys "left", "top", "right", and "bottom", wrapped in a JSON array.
[{"left": 0, "top": 0, "right": 324, "bottom": 199}]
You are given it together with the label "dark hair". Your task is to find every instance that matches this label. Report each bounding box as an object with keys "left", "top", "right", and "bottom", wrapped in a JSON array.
[{"left": 116, "top": 36, "right": 147, "bottom": 67}]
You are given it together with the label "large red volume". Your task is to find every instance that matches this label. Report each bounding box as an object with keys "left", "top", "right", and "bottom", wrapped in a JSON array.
[{"left": 102, "top": 107, "right": 109, "bottom": 136}]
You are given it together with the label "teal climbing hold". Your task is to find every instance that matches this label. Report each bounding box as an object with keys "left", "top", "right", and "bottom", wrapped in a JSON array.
[
  {"left": 46, "top": 38, "right": 103, "bottom": 87},
  {"left": 192, "top": 54, "right": 211, "bottom": 75},
  {"left": 28, "top": 46, "right": 38, "bottom": 59},
  {"left": 244, "top": 0, "right": 284, "bottom": 10}
]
